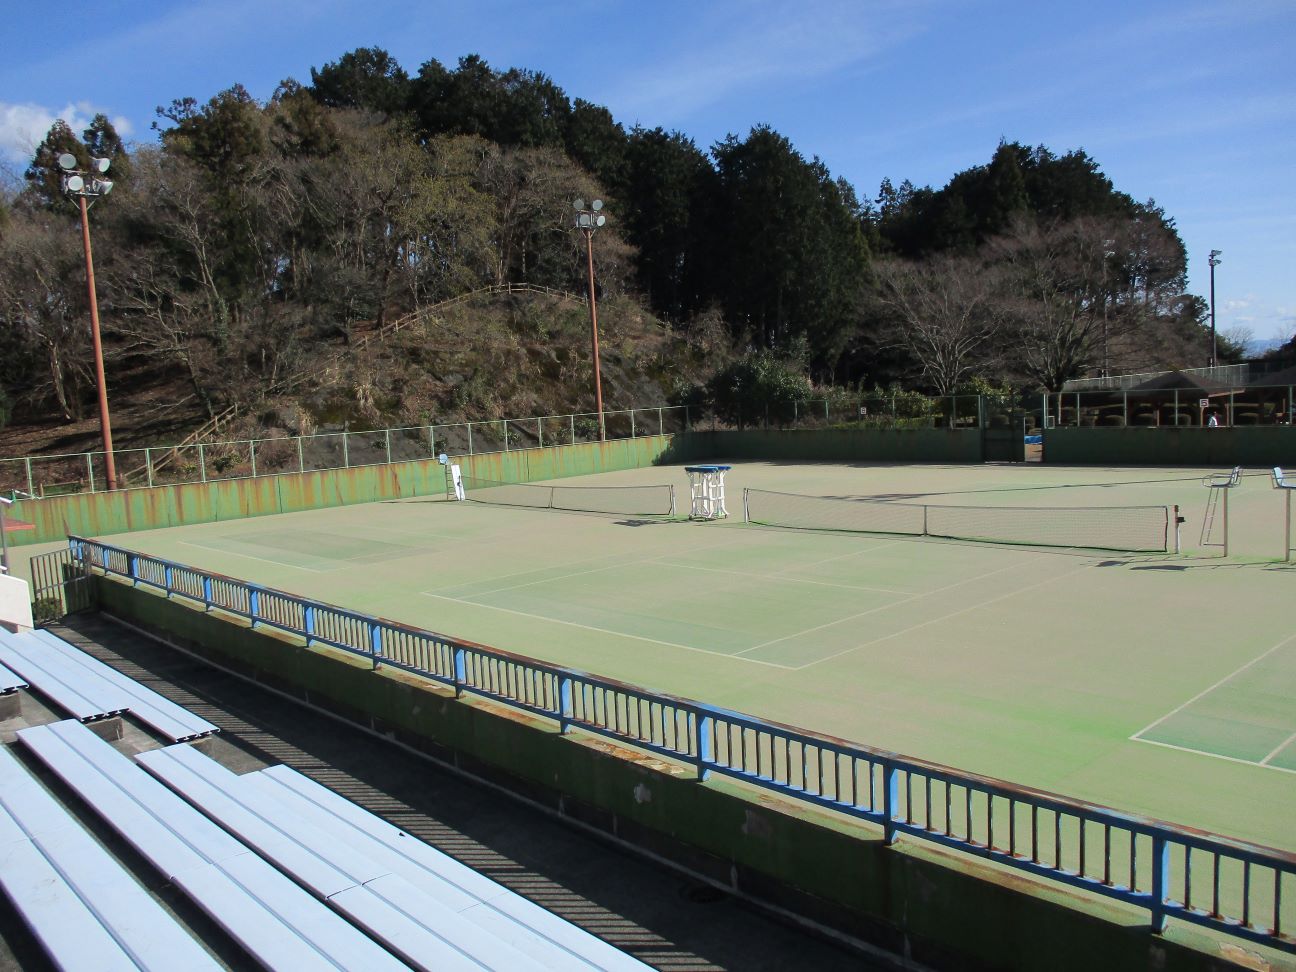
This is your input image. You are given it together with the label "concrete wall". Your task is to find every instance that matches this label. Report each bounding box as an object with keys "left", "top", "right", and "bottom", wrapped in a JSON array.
[
  {"left": 95, "top": 577, "right": 1264, "bottom": 972},
  {"left": 683, "top": 428, "right": 984, "bottom": 464},
  {"left": 6, "top": 436, "right": 678, "bottom": 547},
  {"left": 1043, "top": 427, "right": 1296, "bottom": 466}
]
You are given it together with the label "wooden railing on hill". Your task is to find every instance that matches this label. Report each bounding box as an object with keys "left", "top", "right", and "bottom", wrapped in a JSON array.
[
  {"left": 120, "top": 405, "right": 239, "bottom": 487},
  {"left": 354, "top": 282, "right": 587, "bottom": 351}
]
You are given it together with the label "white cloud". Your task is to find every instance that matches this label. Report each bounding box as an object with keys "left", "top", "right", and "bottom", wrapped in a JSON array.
[{"left": 0, "top": 101, "right": 134, "bottom": 163}]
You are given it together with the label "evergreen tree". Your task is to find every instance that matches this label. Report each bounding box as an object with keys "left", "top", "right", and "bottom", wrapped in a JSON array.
[{"left": 309, "top": 47, "right": 411, "bottom": 116}]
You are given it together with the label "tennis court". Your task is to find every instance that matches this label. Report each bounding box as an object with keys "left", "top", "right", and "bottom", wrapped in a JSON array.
[{"left": 88, "top": 460, "right": 1296, "bottom": 854}]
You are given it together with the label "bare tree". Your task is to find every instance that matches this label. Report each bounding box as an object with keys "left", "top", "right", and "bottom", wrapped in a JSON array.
[
  {"left": 0, "top": 213, "right": 92, "bottom": 419},
  {"left": 989, "top": 213, "right": 1188, "bottom": 391},
  {"left": 874, "top": 253, "right": 1004, "bottom": 396}
]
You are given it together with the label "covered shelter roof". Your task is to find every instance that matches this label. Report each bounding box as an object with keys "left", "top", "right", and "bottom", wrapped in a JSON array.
[{"left": 1128, "top": 370, "right": 1241, "bottom": 395}]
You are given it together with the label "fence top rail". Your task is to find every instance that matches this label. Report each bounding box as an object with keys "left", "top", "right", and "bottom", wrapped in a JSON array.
[
  {"left": 1, "top": 405, "right": 689, "bottom": 468},
  {"left": 71, "top": 533, "right": 1296, "bottom": 870}
]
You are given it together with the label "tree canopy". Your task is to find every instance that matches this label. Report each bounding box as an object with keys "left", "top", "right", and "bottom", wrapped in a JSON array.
[{"left": 0, "top": 46, "right": 1221, "bottom": 431}]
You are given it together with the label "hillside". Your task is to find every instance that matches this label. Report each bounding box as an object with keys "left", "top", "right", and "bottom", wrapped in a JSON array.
[{"left": 2, "top": 287, "right": 722, "bottom": 461}]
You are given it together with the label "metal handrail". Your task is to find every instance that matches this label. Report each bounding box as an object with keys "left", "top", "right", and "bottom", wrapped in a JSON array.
[{"left": 68, "top": 535, "right": 1296, "bottom": 955}]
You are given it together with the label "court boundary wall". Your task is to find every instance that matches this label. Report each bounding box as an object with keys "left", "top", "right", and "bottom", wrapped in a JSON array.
[
  {"left": 83, "top": 565, "right": 1289, "bottom": 972},
  {"left": 672, "top": 428, "right": 985, "bottom": 463},
  {"left": 3, "top": 435, "right": 685, "bottom": 547},
  {"left": 1043, "top": 427, "right": 1296, "bottom": 466}
]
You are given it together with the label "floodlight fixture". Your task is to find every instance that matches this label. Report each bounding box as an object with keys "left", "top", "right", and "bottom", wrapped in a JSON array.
[
  {"left": 573, "top": 198, "right": 585, "bottom": 211},
  {"left": 591, "top": 199, "right": 603, "bottom": 211},
  {"left": 58, "top": 152, "right": 78, "bottom": 171},
  {"left": 65, "top": 174, "right": 85, "bottom": 192},
  {"left": 92, "top": 156, "right": 110, "bottom": 173}
]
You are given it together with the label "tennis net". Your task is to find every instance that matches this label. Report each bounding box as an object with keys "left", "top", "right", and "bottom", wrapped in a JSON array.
[
  {"left": 462, "top": 476, "right": 676, "bottom": 516},
  {"left": 742, "top": 488, "right": 1175, "bottom": 553}
]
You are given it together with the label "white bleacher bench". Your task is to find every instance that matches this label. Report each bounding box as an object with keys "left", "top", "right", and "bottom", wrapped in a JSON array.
[
  {"left": 17, "top": 720, "right": 408, "bottom": 972},
  {"left": 0, "top": 659, "right": 26, "bottom": 695},
  {"left": 0, "top": 626, "right": 131, "bottom": 721},
  {"left": 139, "top": 745, "right": 654, "bottom": 971},
  {"left": 253, "top": 764, "right": 654, "bottom": 971},
  {"left": 0, "top": 627, "right": 217, "bottom": 741},
  {"left": 0, "top": 744, "right": 221, "bottom": 971}
]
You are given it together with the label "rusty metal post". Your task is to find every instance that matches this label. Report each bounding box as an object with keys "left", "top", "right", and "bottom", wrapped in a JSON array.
[
  {"left": 78, "top": 195, "right": 117, "bottom": 490},
  {"left": 583, "top": 227, "right": 606, "bottom": 441}
]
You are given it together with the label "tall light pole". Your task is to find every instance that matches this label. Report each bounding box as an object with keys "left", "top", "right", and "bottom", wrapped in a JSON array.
[
  {"left": 574, "top": 198, "right": 607, "bottom": 441},
  {"left": 57, "top": 152, "right": 118, "bottom": 490},
  {"left": 1208, "top": 249, "right": 1222, "bottom": 369},
  {"left": 1100, "top": 238, "right": 1115, "bottom": 379}
]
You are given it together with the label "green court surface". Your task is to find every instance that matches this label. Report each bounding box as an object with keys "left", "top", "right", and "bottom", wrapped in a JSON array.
[{"left": 76, "top": 461, "right": 1296, "bottom": 853}]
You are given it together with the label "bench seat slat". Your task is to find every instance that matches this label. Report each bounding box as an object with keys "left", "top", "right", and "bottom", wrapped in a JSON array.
[
  {"left": 140, "top": 744, "right": 545, "bottom": 972},
  {"left": 29, "top": 629, "right": 217, "bottom": 741},
  {"left": 257, "top": 765, "right": 653, "bottom": 971},
  {"left": 0, "top": 632, "right": 129, "bottom": 720},
  {"left": 0, "top": 836, "right": 139, "bottom": 972},
  {"left": 0, "top": 745, "right": 220, "bottom": 971}
]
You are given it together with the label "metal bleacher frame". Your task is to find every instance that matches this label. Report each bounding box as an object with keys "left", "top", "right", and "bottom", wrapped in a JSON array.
[
  {"left": 0, "top": 743, "right": 221, "bottom": 971},
  {"left": 0, "top": 659, "right": 25, "bottom": 695},
  {"left": 17, "top": 719, "right": 408, "bottom": 972}
]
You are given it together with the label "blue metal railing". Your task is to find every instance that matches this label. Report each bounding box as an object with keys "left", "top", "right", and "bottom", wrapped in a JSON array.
[{"left": 68, "top": 535, "right": 1295, "bottom": 954}]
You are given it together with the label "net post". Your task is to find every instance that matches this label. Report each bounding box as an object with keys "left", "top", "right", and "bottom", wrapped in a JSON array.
[
  {"left": 743, "top": 488, "right": 750, "bottom": 523},
  {"left": 1287, "top": 489, "right": 1292, "bottom": 563},
  {"left": 669, "top": 484, "right": 676, "bottom": 518},
  {"left": 1173, "top": 506, "right": 1181, "bottom": 554},
  {"left": 922, "top": 505, "right": 929, "bottom": 537}
]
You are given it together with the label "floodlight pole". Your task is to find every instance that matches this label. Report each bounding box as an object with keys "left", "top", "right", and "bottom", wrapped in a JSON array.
[
  {"left": 59, "top": 154, "right": 118, "bottom": 490},
  {"left": 574, "top": 200, "right": 607, "bottom": 441},
  {"left": 1208, "top": 249, "right": 1222, "bottom": 369},
  {"left": 78, "top": 193, "right": 117, "bottom": 491}
]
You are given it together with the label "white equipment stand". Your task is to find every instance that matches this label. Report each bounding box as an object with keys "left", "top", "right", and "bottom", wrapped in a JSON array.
[
  {"left": 1273, "top": 467, "right": 1294, "bottom": 562},
  {"left": 685, "top": 465, "right": 731, "bottom": 520}
]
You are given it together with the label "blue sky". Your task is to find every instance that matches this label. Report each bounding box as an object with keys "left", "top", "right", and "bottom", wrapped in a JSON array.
[{"left": 2, "top": 0, "right": 1292, "bottom": 344}]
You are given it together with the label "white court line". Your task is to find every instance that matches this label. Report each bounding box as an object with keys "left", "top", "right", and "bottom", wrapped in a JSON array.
[
  {"left": 1261, "top": 731, "right": 1296, "bottom": 766},
  {"left": 1129, "top": 631, "right": 1296, "bottom": 741},
  {"left": 739, "top": 553, "right": 1050, "bottom": 660},
  {"left": 179, "top": 539, "right": 328, "bottom": 573},
  {"left": 657, "top": 560, "right": 916, "bottom": 597},
  {"left": 423, "top": 529, "right": 760, "bottom": 597},
  {"left": 419, "top": 592, "right": 795, "bottom": 670},
  {"left": 1130, "top": 736, "right": 1296, "bottom": 776}
]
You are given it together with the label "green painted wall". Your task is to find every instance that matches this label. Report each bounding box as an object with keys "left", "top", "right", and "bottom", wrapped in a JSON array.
[
  {"left": 1044, "top": 427, "right": 1296, "bottom": 466},
  {"left": 94, "top": 577, "right": 1260, "bottom": 972},
  {"left": 5, "top": 436, "right": 677, "bottom": 546},
  {"left": 684, "top": 428, "right": 984, "bottom": 463}
]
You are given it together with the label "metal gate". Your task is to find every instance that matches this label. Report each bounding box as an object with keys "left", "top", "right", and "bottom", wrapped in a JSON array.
[
  {"left": 982, "top": 410, "right": 1027, "bottom": 462},
  {"left": 28, "top": 547, "right": 93, "bottom": 624}
]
